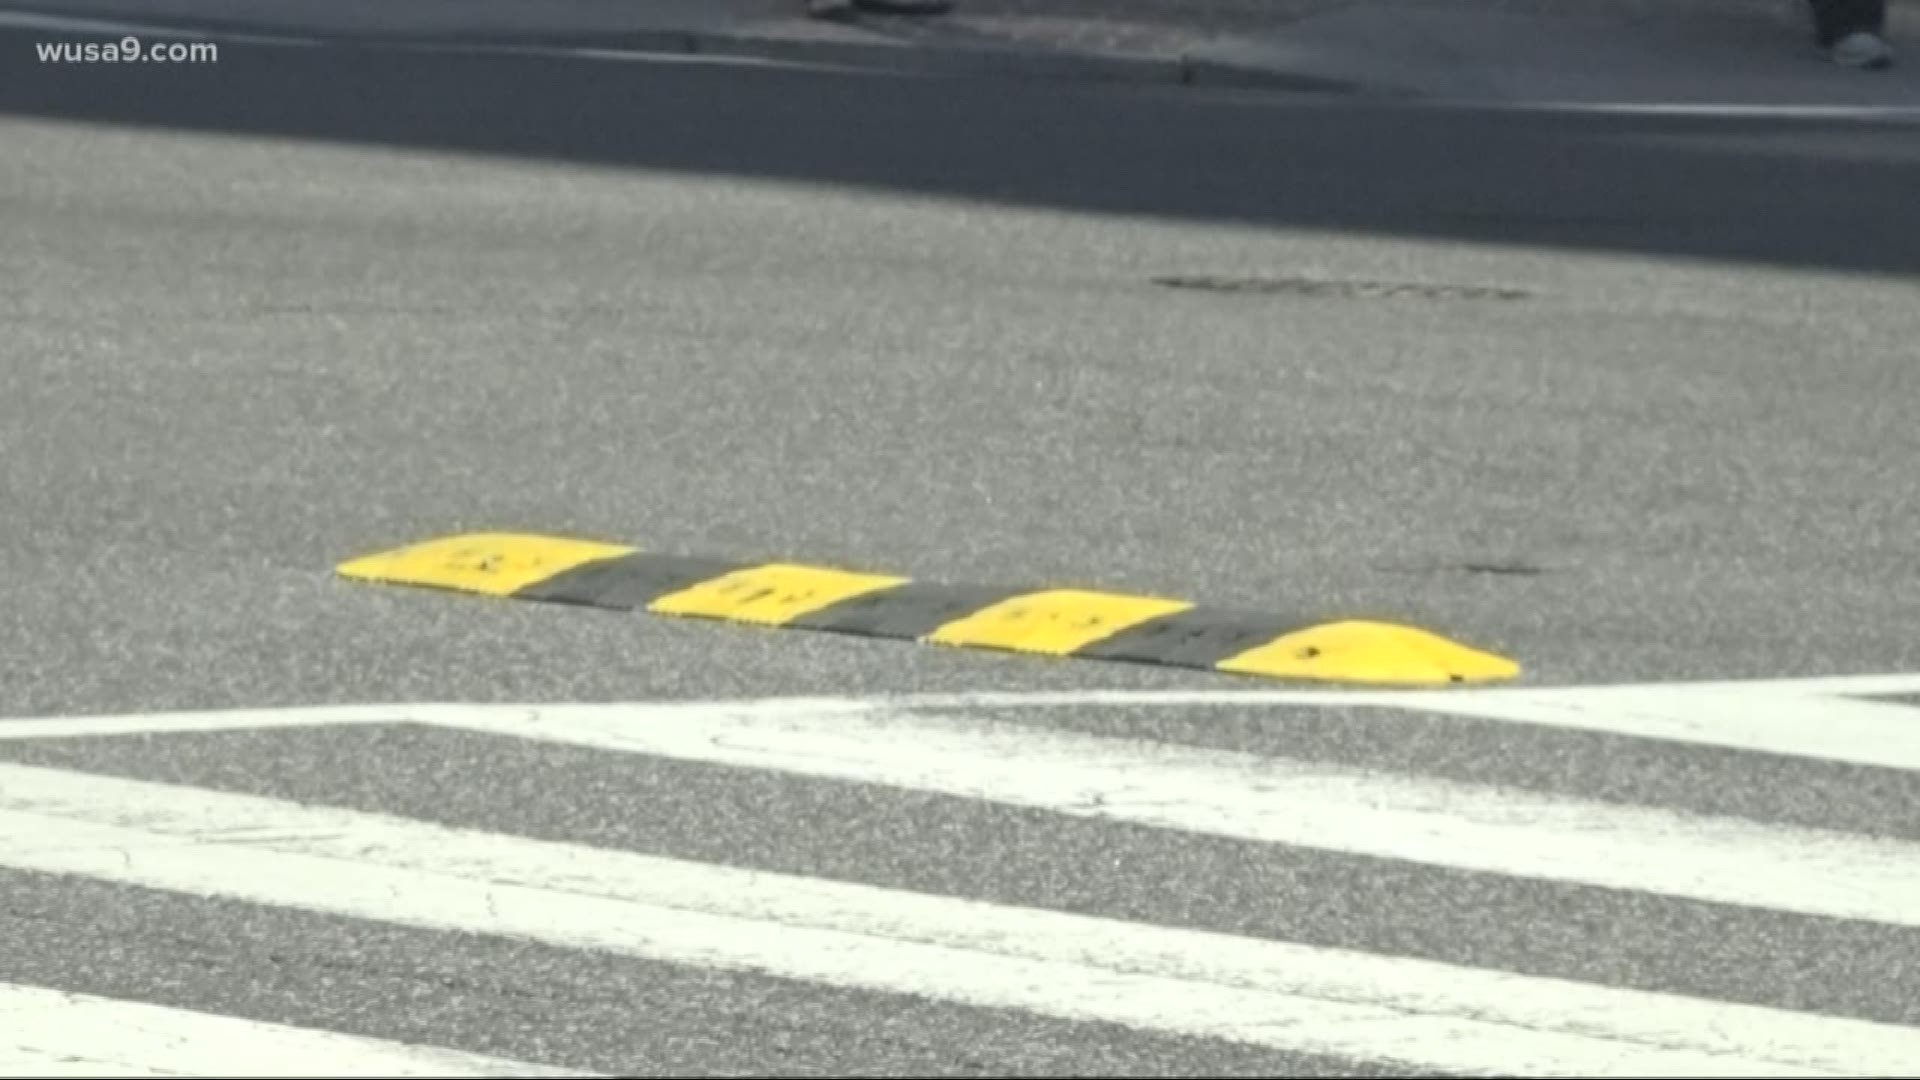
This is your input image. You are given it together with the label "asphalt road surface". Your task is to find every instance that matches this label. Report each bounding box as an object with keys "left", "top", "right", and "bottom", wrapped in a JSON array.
[{"left": 3, "top": 27, "right": 1919, "bottom": 1077}]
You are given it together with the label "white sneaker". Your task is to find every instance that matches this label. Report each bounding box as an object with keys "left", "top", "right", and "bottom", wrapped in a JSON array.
[{"left": 1832, "top": 31, "right": 1896, "bottom": 69}]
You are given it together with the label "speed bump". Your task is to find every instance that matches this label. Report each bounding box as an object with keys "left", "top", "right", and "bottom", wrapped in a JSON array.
[{"left": 336, "top": 532, "right": 1520, "bottom": 687}]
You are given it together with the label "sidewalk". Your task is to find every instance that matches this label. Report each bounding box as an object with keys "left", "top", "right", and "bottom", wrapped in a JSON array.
[{"left": 6, "top": 0, "right": 1919, "bottom": 108}]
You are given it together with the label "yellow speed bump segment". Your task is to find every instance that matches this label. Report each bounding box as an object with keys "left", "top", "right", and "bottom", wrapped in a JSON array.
[
  {"left": 648, "top": 564, "right": 910, "bottom": 626},
  {"left": 1216, "top": 621, "right": 1520, "bottom": 686},
  {"left": 925, "top": 590, "right": 1194, "bottom": 657},
  {"left": 334, "top": 533, "right": 637, "bottom": 597},
  {"left": 335, "top": 532, "right": 1520, "bottom": 687}
]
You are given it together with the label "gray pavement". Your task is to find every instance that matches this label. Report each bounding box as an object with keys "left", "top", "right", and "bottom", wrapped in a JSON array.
[{"left": 2, "top": 23, "right": 1919, "bottom": 1079}]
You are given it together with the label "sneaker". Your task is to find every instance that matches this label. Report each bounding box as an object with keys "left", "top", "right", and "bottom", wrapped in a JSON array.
[{"left": 1832, "top": 30, "right": 1896, "bottom": 69}]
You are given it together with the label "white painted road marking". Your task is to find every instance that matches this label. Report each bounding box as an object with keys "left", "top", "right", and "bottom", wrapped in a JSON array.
[
  {"left": 0, "top": 982, "right": 589, "bottom": 1078},
  {"left": 2, "top": 766, "right": 1916, "bottom": 1078},
  {"left": 435, "top": 703, "right": 1920, "bottom": 928},
  {"left": 0, "top": 704, "right": 436, "bottom": 742},
  {"left": 7, "top": 673, "right": 1920, "bottom": 770},
  {"left": 1302, "top": 686, "right": 1920, "bottom": 772},
  {"left": 3, "top": 684, "right": 1919, "bottom": 929},
  {"left": 889, "top": 674, "right": 1920, "bottom": 771}
]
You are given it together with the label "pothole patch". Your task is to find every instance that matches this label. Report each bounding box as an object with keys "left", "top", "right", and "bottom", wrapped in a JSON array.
[
  {"left": 1153, "top": 274, "right": 1532, "bottom": 301},
  {"left": 1375, "top": 559, "right": 1550, "bottom": 578},
  {"left": 1458, "top": 561, "right": 1547, "bottom": 577}
]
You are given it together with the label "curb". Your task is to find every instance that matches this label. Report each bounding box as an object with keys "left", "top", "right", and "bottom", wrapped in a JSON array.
[
  {"left": 335, "top": 532, "right": 1521, "bottom": 688},
  {"left": 0, "top": 4, "right": 1390, "bottom": 96},
  {"left": 1182, "top": 53, "right": 1417, "bottom": 95},
  {"left": 695, "top": 31, "right": 1385, "bottom": 94},
  {"left": 691, "top": 29, "right": 1181, "bottom": 86}
]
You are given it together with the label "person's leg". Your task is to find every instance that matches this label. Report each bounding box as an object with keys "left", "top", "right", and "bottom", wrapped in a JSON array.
[
  {"left": 1809, "top": 0, "right": 1886, "bottom": 46},
  {"left": 1806, "top": 0, "right": 1893, "bottom": 66}
]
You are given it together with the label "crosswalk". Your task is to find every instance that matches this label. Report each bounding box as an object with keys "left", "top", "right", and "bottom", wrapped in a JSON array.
[
  {"left": 0, "top": 984, "right": 584, "bottom": 1078},
  {"left": 3, "top": 676, "right": 1919, "bottom": 1077}
]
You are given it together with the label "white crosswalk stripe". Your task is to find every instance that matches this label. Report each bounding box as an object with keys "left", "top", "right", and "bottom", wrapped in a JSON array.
[
  {"left": 0, "top": 983, "right": 588, "bottom": 1078},
  {"left": 425, "top": 700, "right": 1920, "bottom": 928},
  {"left": 1, "top": 679, "right": 1917, "bottom": 1078}
]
